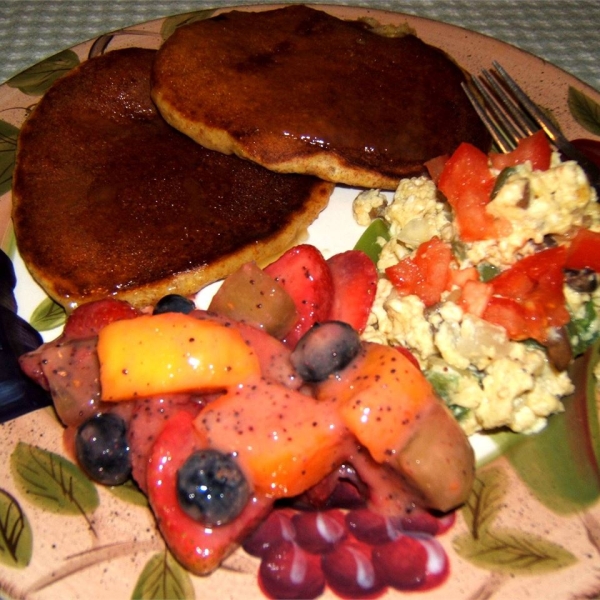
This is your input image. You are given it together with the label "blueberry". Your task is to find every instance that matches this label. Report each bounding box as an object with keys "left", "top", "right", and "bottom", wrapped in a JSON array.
[
  {"left": 291, "top": 321, "right": 361, "bottom": 382},
  {"left": 75, "top": 413, "right": 131, "bottom": 485},
  {"left": 153, "top": 294, "right": 195, "bottom": 315},
  {"left": 177, "top": 449, "right": 250, "bottom": 526}
]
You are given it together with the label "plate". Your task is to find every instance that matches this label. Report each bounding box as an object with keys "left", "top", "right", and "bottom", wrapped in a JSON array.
[{"left": 1, "top": 5, "right": 600, "bottom": 599}]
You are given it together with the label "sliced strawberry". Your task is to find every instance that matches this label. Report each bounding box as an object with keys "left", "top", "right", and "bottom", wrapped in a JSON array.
[
  {"left": 63, "top": 298, "right": 140, "bottom": 340},
  {"left": 327, "top": 250, "right": 377, "bottom": 333},
  {"left": 264, "top": 244, "right": 334, "bottom": 348},
  {"left": 146, "top": 410, "right": 273, "bottom": 575}
]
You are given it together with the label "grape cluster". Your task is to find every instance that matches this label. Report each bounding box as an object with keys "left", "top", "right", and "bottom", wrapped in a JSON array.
[{"left": 243, "top": 506, "right": 454, "bottom": 599}]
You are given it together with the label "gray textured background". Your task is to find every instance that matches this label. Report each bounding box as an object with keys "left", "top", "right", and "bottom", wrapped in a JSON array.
[{"left": 0, "top": 0, "right": 599, "bottom": 91}]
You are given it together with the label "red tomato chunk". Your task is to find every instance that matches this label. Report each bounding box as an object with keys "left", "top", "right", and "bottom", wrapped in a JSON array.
[
  {"left": 385, "top": 237, "right": 452, "bottom": 307},
  {"left": 482, "top": 246, "right": 569, "bottom": 344}
]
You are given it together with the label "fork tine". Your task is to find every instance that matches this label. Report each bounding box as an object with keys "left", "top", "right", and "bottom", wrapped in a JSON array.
[
  {"left": 463, "top": 62, "right": 600, "bottom": 193},
  {"left": 471, "top": 75, "right": 526, "bottom": 146},
  {"left": 480, "top": 69, "right": 537, "bottom": 138},
  {"left": 461, "top": 81, "right": 515, "bottom": 153},
  {"left": 491, "top": 61, "right": 564, "bottom": 146}
]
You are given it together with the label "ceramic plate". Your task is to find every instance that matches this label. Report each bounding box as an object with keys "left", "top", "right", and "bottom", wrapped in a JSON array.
[{"left": 2, "top": 4, "right": 600, "bottom": 599}]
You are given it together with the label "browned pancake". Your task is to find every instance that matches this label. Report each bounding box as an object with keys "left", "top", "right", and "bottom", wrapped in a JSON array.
[
  {"left": 151, "top": 5, "right": 490, "bottom": 190},
  {"left": 12, "top": 48, "right": 333, "bottom": 311}
]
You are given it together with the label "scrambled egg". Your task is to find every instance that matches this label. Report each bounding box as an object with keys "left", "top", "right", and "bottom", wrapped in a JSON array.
[{"left": 354, "top": 155, "right": 599, "bottom": 435}]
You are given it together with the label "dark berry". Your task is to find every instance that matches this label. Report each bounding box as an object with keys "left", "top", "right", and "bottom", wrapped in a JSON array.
[
  {"left": 291, "top": 321, "right": 361, "bottom": 382},
  {"left": 177, "top": 449, "right": 249, "bottom": 526},
  {"left": 75, "top": 413, "right": 131, "bottom": 485},
  {"left": 153, "top": 294, "right": 195, "bottom": 315}
]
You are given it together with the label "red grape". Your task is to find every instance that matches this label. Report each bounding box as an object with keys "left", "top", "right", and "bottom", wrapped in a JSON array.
[
  {"left": 259, "top": 539, "right": 325, "bottom": 599},
  {"left": 293, "top": 509, "right": 347, "bottom": 554},
  {"left": 243, "top": 509, "right": 296, "bottom": 557},
  {"left": 322, "top": 538, "right": 385, "bottom": 598}
]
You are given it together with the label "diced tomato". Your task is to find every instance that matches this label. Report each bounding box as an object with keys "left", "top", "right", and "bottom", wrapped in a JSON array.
[
  {"left": 566, "top": 228, "right": 600, "bottom": 273},
  {"left": 481, "top": 246, "right": 569, "bottom": 343},
  {"left": 482, "top": 296, "right": 530, "bottom": 339},
  {"left": 385, "top": 256, "right": 420, "bottom": 295},
  {"left": 490, "top": 130, "right": 552, "bottom": 172},
  {"left": 447, "top": 266, "right": 479, "bottom": 290},
  {"left": 438, "top": 143, "right": 509, "bottom": 241},
  {"left": 458, "top": 279, "right": 492, "bottom": 318},
  {"left": 424, "top": 154, "right": 449, "bottom": 185},
  {"left": 489, "top": 267, "right": 535, "bottom": 298},
  {"left": 385, "top": 237, "right": 453, "bottom": 307}
]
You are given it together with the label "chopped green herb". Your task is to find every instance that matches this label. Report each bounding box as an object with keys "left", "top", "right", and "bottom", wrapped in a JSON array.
[
  {"left": 477, "top": 262, "right": 501, "bottom": 282},
  {"left": 567, "top": 300, "right": 600, "bottom": 356},
  {"left": 490, "top": 166, "right": 518, "bottom": 199}
]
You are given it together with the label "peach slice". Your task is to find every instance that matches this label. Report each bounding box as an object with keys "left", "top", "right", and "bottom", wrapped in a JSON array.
[
  {"left": 194, "top": 378, "right": 348, "bottom": 498},
  {"left": 97, "top": 312, "right": 260, "bottom": 401},
  {"left": 317, "top": 343, "right": 474, "bottom": 512}
]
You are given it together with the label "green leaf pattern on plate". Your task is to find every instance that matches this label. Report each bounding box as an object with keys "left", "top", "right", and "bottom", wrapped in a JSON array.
[
  {"left": 454, "top": 528, "right": 577, "bottom": 573},
  {"left": 0, "top": 488, "right": 33, "bottom": 568},
  {"left": 568, "top": 87, "right": 600, "bottom": 136},
  {"left": 10, "top": 442, "right": 99, "bottom": 527},
  {"left": 461, "top": 466, "right": 508, "bottom": 540},
  {"left": 29, "top": 296, "right": 66, "bottom": 331},
  {"left": 6, "top": 49, "right": 80, "bottom": 96},
  {"left": 108, "top": 479, "right": 148, "bottom": 507},
  {"left": 454, "top": 466, "right": 577, "bottom": 573},
  {"left": 132, "top": 550, "right": 195, "bottom": 600},
  {"left": 0, "top": 119, "right": 19, "bottom": 196}
]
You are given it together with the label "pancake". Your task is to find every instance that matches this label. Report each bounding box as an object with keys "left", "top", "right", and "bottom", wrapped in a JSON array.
[
  {"left": 151, "top": 5, "right": 490, "bottom": 190},
  {"left": 12, "top": 48, "right": 333, "bottom": 311}
]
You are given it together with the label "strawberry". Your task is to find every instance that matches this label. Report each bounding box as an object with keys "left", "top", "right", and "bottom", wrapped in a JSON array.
[
  {"left": 63, "top": 298, "right": 139, "bottom": 340},
  {"left": 147, "top": 411, "right": 273, "bottom": 575},
  {"left": 393, "top": 345, "right": 421, "bottom": 371},
  {"left": 327, "top": 250, "right": 377, "bottom": 332},
  {"left": 264, "top": 244, "right": 333, "bottom": 348}
]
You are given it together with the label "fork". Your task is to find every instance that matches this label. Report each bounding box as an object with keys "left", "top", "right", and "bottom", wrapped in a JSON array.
[{"left": 462, "top": 61, "right": 600, "bottom": 193}]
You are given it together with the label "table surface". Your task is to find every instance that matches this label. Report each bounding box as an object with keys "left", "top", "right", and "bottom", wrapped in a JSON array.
[{"left": 0, "top": 0, "right": 599, "bottom": 92}]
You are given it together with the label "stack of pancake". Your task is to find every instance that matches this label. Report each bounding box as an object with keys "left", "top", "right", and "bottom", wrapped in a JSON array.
[{"left": 12, "top": 5, "right": 489, "bottom": 310}]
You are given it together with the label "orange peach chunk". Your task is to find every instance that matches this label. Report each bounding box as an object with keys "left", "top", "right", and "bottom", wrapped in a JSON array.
[
  {"left": 194, "top": 379, "right": 348, "bottom": 498},
  {"left": 97, "top": 313, "right": 260, "bottom": 401},
  {"left": 321, "top": 343, "right": 433, "bottom": 462},
  {"left": 317, "top": 343, "right": 474, "bottom": 512}
]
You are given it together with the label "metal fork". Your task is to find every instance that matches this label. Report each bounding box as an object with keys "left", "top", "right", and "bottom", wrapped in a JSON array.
[{"left": 462, "top": 61, "right": 600, "bottom": 192}]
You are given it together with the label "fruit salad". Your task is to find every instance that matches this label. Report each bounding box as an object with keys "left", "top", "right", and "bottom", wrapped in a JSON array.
[
  {"left": 355, "top": 131, "right": 600, "bottom": 434},
  {"left": 18, "top": 245, "right": 475, "bottom": 597}
]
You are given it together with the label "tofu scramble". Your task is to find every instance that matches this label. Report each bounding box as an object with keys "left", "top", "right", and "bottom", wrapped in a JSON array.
[{"left": 353, "top": 141, "right": 600, "bottom": 435}]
